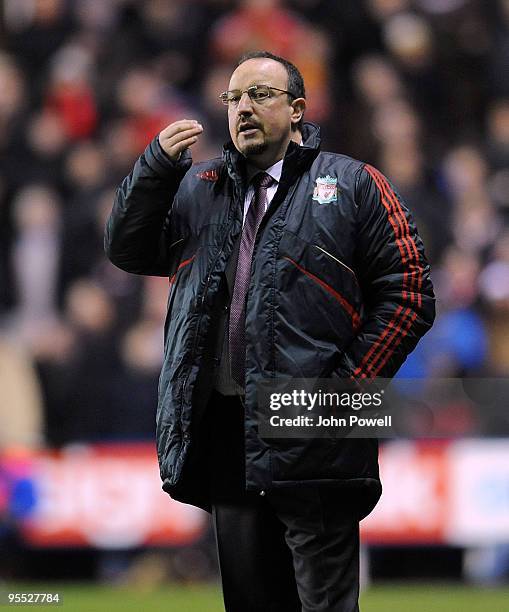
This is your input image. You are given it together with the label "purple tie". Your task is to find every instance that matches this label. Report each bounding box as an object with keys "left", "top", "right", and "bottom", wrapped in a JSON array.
[{"left": 229, "top": 172, "right": 273, "bottom": 387}]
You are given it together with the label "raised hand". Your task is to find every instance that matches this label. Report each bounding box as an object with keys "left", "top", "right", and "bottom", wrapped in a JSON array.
[{"left": 158, "top": 119, "right": 204, "bottom": 162}]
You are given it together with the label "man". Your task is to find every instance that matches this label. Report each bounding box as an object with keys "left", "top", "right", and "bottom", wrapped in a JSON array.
[{"left": 105, "top": 51, "right": 435, "bottom": 611}]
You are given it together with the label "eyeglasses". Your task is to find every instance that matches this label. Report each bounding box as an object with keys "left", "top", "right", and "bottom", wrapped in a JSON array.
[{"left": 219, "top": 84, "right": 296, "bottom": 107}]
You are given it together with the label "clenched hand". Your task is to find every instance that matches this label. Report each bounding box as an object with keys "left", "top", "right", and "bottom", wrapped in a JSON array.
[{"left": 158, "top": 119, "right": 204, "bottom": 162}]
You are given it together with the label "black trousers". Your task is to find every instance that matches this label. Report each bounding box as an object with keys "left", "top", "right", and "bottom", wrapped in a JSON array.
[{"left": 206, "top": 391, "right": 361, "bottom": 612}]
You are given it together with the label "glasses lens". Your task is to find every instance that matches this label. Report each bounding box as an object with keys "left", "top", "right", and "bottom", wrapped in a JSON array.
[
  {"left": 219, "top": 85, "right": 273, "bottom": 106},
  {"left": 249, "top": 85, "right": 270, "bottom": 101},
  {"left": 219, "top": 92, "right": 231, "bottom": 105},
  {"left": 223, "top": 90, "right": 243, "bottom": 106}
]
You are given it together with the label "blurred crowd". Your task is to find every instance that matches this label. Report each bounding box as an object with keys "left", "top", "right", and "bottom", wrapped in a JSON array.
[{"left": 1, "top": 0, "right": 509, "bottom": 449}]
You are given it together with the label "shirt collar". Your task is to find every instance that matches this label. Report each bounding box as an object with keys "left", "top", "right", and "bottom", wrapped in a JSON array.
[
  {"left": 245, "top": 139, "right": 303, "bottom": 185},
  {"left": 246, "top": 158, "right": 283, "bottom": 185}
]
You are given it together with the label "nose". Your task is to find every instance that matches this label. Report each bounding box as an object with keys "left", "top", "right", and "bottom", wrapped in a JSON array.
[{"left": 236, "top": 91, "right": 253, "bottom": 115}]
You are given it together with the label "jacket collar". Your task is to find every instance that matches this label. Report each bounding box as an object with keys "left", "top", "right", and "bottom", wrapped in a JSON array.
[{"left": 222, "top": 121, "right": 321, "bottom": 186}]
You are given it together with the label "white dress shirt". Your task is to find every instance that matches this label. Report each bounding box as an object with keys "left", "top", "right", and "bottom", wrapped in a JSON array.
[{"left": 242, "top": 159, "right": 284, "bottom": 224}]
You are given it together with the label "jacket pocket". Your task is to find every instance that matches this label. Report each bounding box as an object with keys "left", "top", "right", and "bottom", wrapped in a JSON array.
[
  {"left": 277, "top": 230, "right": 363, "bottom": 333},
  {"left": 282, "top": 255, "right": 361, "bottom": 331},
  {"left": 168, "top": 253, "right": 196, "bottom": 287},
  {"left": 312, "top": 244, "right": 359, "bottom": 284},
  {"left": 164, "top": 248, "right": 197, "bottom": 350}
]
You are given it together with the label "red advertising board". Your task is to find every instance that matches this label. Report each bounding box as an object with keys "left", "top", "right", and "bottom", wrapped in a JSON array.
[
  {"left": 2, "top": 440, "right": 509, "bottom": 547},
  {"left": 361, "top": 441, "right": 449, "bottom": 544},
  {"left": 1, "top": 443, "right": 207, "bottom": 548}
]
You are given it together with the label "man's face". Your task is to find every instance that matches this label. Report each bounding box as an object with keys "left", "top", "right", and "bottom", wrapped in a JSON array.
[{"left": 227, "top": 58, "right": 299, "bottom": 168}]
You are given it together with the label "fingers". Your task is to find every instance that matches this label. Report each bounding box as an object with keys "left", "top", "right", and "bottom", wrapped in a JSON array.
[
  {"left": 168, "top": 126, "right": 202, "bottom": 146},
  {"left": 174, "top": 135, "right": 200, "bottom": 150},
  {"left": 159, "top": 119, "right": 204, "bottom": 161},
  {"left": 159, "top": 119, "right": 201, "bottom": 139}
]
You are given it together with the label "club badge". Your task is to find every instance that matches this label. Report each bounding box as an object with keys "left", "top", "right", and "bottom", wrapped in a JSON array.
[{"left": 312, "top": 175, "right": 338, "bottom": 204}]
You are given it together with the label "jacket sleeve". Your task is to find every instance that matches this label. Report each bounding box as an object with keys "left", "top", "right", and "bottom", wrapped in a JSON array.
[
  {"left": 337, "top": 163, "right": 436, "bottom": 379},
  {"left": 104, "top": 136, "right": 192, "bottom": 276}
]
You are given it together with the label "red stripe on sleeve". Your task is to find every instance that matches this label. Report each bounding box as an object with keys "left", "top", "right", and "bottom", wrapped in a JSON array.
[{"left": 353, "top": 165, "right": 423, "bottom": 378}]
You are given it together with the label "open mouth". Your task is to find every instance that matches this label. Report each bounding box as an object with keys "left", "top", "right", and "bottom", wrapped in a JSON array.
[{"left": 238, "top": 124, "right": 260, "bottom": 136}]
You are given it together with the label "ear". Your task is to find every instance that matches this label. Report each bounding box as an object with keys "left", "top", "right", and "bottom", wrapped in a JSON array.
[{"left": 290, "top": 98, "right": 306, "bottom": 128}]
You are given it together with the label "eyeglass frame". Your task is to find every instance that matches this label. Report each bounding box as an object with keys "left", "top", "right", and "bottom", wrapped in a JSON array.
[{"left": 219, "top": 84, "right": 297, "bottom": 107}]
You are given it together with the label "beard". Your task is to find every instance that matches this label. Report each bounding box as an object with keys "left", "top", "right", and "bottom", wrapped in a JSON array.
[{"left": 241, "top": 140, "right": 268, "bottom": 158}]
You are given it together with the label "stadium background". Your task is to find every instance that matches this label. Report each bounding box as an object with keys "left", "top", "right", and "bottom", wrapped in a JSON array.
[{"left": 1, "top": 0, "right": 509, "bottom": 609}]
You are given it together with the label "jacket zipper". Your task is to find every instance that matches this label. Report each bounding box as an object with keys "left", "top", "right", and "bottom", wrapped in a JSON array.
[
  {"left": 313, "top": 244, "right": 358, "bottom": 280},
  {"left": 246, "top": 178, "right": 303, "bottom": 383}
]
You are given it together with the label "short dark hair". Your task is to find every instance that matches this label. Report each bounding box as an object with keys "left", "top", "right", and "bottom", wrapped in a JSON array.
[{"left": 237, "top": 50, "right": 306, "bottom": 131}]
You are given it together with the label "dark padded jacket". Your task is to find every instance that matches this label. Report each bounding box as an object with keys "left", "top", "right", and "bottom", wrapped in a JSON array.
[{"left": 105, "top": 122, "right": 435, "bottom": 515}]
